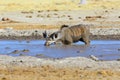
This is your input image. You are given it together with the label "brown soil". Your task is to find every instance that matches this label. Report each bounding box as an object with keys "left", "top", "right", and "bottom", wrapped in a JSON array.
[
  {"left": 0, "top": 22, "right": 120, "bottom": 30},
  {"left": 0, "top": 35, "right": 43, "bottom": 40},
  {"left": 0, "top": 23, "right": 60, "bottom": 30},
  {"left": 0, "top": 65, "right": 120, "bottom": 80},
  {"left": 0, "top": 35, "right": 120, "bottom": 40},
  {"left": 90, "top": 35, "right": 120, "bottom": 40}
]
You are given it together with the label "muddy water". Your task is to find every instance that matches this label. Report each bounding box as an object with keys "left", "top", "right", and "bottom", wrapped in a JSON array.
[{"left": 0, "top": 40, "right": 120, "bottom": 60}]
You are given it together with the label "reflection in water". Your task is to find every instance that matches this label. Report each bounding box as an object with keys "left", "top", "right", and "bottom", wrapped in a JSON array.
[{"left": 0, "top": 40, "right": 120, "bottom": 60}]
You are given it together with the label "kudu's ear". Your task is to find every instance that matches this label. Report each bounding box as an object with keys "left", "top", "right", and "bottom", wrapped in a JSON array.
[
  {"left": 43, "top": 30, "right": 47, "bottom": 38},
  {"left": 55, "top": 33, "right": 58, "bottom": 38}
]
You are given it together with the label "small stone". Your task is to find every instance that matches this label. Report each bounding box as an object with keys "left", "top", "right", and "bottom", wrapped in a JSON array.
[
  {"left": 69, "top": 17, "right": 73, "bottom": 20},
  {"left": 89, "top": 55, "right": 99, "bottom": 61},
  {"left": 78, "top": 17, "right": 81, "bottom": 19},
  {"left": 1, "top": 17, "right": 10, "bottom": 21},
  {"left": 77, "top": 51, "right": 80, "bottom": 53},
  {"left": 117, "top": 59, "right": 120, "bottom": 61},
  {"left": 2, "top": 77, "right": 7, "bottom": 80},
  {"left": 12, "top": 61, "right": 16, "bottom": 63},
  {"left": 36, "top": 54, "right": 44, "bottom": 57},
  {"left": 5, "top": 47, "right": 10, "bottom": 49},
  {"left": 118, "top": 48, "right": 120, "bottom": 51},
  {"left": 19, "top": 54, "right": 26, "bottom": 56},
  {"left": 22, "top": 49, "right": 29, "bottom": 52},
  {"left": 12, "top": 50, "right": 19, "bottom": 54},
  {"left": 20, "top": 60, "right": 23, "bottom": 63},
  {"left": 105, "top": 10, "right": 108, "bottom": 13},
  {"left": 26, "top": 40, "right": 30, "bottom": 43}
]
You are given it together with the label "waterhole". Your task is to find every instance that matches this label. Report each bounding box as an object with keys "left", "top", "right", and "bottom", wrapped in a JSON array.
[{"left": 0, "top": 40, "right": 120, "bottom": 60}]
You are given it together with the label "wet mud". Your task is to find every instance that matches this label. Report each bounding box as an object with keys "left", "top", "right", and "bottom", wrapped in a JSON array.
[
  {"left": 0, "top": 35, "right": 120, "bottom": 40},
  {"left": 0, "top": 40, "right": 120, "bottom": 61}
]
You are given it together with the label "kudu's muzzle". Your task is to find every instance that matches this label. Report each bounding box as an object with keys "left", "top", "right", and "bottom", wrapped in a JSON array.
[{"left": 44, "top": 42, "right": 50, "bottom": 46}]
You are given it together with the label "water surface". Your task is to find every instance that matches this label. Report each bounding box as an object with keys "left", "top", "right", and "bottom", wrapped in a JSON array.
[{"left": 0, "top": 40, "right": 120, "bottom": 60}]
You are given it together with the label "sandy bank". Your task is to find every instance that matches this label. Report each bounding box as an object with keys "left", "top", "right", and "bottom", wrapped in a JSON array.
[
  {"left": 1, "top": 55, "right": 120, "bottom": 70},
  {"left": 0, "top": 27, "right": 120, "bottom": 40},
  {"left": 0, "top": 55, "right": 120, "bottom": 80}
]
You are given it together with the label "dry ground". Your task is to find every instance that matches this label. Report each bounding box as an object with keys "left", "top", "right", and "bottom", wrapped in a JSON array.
[
  {"left": 0, "top": 66, "right": 120, "bottom": 80},
  {"left": 0, "top": 0, "right": 120, "bottom": 30},
  {"left": 0, "top": 0, "right": 120, "bottom": 11}
]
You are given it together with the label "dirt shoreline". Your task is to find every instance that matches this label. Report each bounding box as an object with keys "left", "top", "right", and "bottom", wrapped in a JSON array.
[
  {"left": 0, "top": 28, "right": 120, "bottom": 40},
  {"left": 0, "top": 35, "right": 120, "bottom": 40},
  {"left": 0, "top": 56, "right": 120, "bottom": 80}
]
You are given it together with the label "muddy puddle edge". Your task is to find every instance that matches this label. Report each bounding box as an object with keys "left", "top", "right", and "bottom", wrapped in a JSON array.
[{"left": 0, "top": 35, "right": 120, "bottom": 40}]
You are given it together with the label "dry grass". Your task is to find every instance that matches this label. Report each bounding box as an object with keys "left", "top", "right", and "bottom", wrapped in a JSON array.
[
  {"left": 0, "top": 23, "right": 60, "bottom": 30},
  {"left": 0, "top": 21, "right": 120, "bottom": 30},
  {"left": 0, "top": 65, "right": 120, "bottom": 80},
  {"left": 0, "top": 0, "right": 120, "bottom": 11}
]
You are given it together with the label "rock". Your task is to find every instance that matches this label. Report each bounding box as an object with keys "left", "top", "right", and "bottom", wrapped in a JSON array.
[
  {"left": 118, "top": 48, "right": 120, "bottom": 51},
  {"left": 89, "top": 55, "right": 99, "bottom": 61},
  {"left": 12, "top": 50, "right": 19, "bottom": 54},
  {"left": 86, "top": 16, "right": 102, "bottom": 19},
  {"left": 22, "top": 49, "right": 29, "bottom": 52},
  {"left": 26, "top": 40, "right": 30, "bottom": 43},
  {"left": 1, "top": 17, "right": 10, "bottom": 21},
  {"left": 20, "top": 60, "right": 23, "bottom": 63},
  {"left": 19, "top": 54, "right": 26, "bottom": 56},
  {"left": 5, "top": 47, "right": 10, "bottom": 49},
  {"left": 117, "top": 59, "right": 120, "bottom": 61},
  {"left": 76, "top": 51, "right": 80, "bottom": 53}
]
